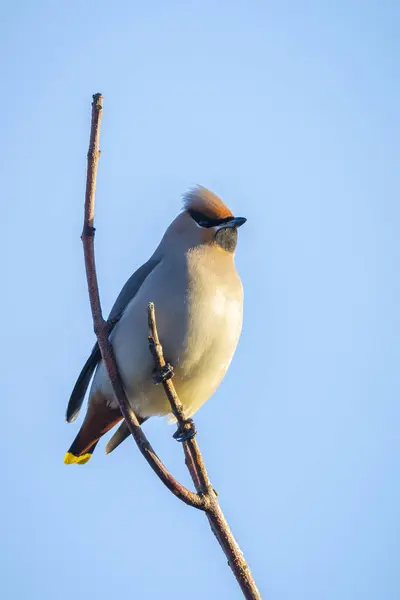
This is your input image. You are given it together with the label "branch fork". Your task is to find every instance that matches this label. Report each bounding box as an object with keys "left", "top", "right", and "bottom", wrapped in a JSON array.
[{"left": 80, "top": 93, "right": 262, "bottom": 599}]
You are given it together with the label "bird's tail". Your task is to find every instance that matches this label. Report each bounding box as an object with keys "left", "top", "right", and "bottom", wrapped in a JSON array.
[
  {"left": 64, "top": 440, "right": 99, "bottom": 465},
  {"left": 64, "top": 394, "right": 122, "bottom": 465}
]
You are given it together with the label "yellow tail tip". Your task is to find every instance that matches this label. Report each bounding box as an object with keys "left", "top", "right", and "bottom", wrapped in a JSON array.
[{"left": 64, "top": 451, "right": 92, "bottom": 465}]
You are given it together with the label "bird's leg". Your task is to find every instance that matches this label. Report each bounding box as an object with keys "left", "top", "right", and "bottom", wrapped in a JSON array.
[
  {"left": 173, "top": 418, "right": 197, "bottom": 442},
  {"left": 152, "top": 362, "right": 174, "bottom": 384}
]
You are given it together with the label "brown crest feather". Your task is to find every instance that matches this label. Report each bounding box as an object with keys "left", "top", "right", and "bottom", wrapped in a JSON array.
[{"left": 183, "top": 186, "right": 233, "bottom": 219}]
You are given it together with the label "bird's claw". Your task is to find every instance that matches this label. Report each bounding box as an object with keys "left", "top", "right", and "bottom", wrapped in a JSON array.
[
  {"left": 173, "top": 419, "right": 197, "bottom": 442},
  {"left": 152, "top": 363, "right": 174, "bottom": 384}
]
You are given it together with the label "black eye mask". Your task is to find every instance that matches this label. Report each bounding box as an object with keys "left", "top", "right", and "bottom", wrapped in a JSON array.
[{"left": 188, "top": 209, "right": 233, "bottom": 228}]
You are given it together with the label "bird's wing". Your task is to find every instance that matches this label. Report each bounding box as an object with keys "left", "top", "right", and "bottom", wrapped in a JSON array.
[
  {"left": 107, "top": 258, "right": 160, "bottom": 323},
  {"left": 66, "top": 343, "right": 101, "bottom": 422},
  {"left": 66, "top": 258, "right": 161, "bottom": 423}
]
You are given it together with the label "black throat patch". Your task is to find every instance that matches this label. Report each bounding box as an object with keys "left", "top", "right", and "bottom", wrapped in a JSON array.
[{"left": 215, "top": 227, "right": 238, "bottom": 253}]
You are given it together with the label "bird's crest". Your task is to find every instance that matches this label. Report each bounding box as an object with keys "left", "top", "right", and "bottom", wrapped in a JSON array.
[{"left": 183, "top": 186, "right": 233, "bottom": 220}]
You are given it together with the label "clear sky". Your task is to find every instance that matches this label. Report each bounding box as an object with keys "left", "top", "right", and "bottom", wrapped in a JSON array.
[{"left": 1, "top": 1, "right": 399, "bottom": 598}]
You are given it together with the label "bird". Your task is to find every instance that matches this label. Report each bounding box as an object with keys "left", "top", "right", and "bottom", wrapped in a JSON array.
[{"left": 64, "top": 185, "right": 246, "bottom": 464}]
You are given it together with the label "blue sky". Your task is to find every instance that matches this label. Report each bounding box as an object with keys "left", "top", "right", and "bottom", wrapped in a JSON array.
[{"left": 1, "top": 1, "right": 399, "bottom": 598}]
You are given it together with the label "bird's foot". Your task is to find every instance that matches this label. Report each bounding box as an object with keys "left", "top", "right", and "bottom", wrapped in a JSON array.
[
  {"left": 173, "top": 419, "right": 197, "bottom": 442},
  {"left": 152, "top": 363, "right": 174, "bottom": 385}
]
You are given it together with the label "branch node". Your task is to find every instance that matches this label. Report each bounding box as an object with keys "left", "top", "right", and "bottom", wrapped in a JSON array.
[
  {"left": 93, "top": 319, "right": 108, "bottom": 339},
  {"left": 82, "top": 223, "right": 96, "bottom": 237}
]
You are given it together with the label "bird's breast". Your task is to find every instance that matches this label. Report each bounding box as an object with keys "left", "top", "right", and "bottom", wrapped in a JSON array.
[
  {"left": 170, "top": 252, "right": 243, "bottom": 415},
  {"left": 101, "top": 248, "right": 243, "bottom": 418}
]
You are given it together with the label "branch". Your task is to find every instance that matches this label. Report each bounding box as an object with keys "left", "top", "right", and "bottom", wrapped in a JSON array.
[
  {"left": 81, "top": 93, "right": 262, "bottom": 599},
  {"left": 81, "top": 94, "right": 203, "bottom": 510},
  {"left": 148, "top": 303, "right": 262, "bottom": 599}
]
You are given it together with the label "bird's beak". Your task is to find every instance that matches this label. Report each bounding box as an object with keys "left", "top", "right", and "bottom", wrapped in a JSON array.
[{"left": 219, "top": 216, "right": 247, "bottom": 229}]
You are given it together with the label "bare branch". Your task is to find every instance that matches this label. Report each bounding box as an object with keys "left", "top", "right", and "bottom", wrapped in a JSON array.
[
  {"left": 80, "top": 93, "right": 262, "bottom": 599},
  {"left": 148, "top": 302, "right": 213, "bottom": 496},
  {"left": 81, "top": 94, "right": 204, "bottom": 510},
  {"left": 147, "top": 303, "right": 262, "bottom": 599}
]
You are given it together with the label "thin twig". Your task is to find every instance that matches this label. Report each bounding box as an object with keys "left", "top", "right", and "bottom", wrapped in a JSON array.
[
  {"left": 148, "top": 303, "right": 262, "bottom": 599},
  {"left": 147, "top": 302, "right": 213, "bottom": 496},
  {"left": 81, "top": 93, "right": 262, "bottom": 599}
]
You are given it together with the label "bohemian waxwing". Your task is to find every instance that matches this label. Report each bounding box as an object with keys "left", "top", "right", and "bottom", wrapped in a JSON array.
[{"left": 64, "top": 186, "right": 246, "bottom": 464}]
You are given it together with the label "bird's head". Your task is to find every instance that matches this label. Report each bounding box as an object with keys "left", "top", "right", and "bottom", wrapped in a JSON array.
[{"left": 177, "top": 186, "right": 246, "bottom": 254}]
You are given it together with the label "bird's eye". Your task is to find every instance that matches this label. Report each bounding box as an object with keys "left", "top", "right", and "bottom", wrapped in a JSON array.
[
  {"left": 188, "top": 210, "right": 215, "bottom": 227},
  {"left": 188, "top": 210, "right": 232, "bottom": 228}
]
